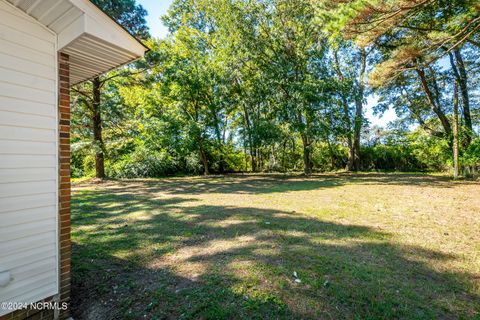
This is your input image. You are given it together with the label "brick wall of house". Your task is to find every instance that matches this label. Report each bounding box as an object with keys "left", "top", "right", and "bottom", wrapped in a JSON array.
[
  {"left": 58, "top": 52, "right": 72, "bottom": 320},
  {"left": 0, "top": 53, "right": 71, "bottom": 320}
]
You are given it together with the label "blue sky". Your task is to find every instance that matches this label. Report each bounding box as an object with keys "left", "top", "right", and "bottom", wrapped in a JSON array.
[
  {"left": 138, "top": 0, "right": 172, "bottom": 39},
  {"left": 138, "top": 0, "right": 396, "bottom": 127}
]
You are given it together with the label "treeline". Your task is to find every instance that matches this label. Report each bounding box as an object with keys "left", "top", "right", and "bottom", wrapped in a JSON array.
[{"left": 71, "top": 0, "right": 480, "bottom": 178}]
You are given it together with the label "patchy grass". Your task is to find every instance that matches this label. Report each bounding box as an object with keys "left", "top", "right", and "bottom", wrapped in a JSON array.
[{"left": 71, "top": 173, "right": 480, "bottom": 319}]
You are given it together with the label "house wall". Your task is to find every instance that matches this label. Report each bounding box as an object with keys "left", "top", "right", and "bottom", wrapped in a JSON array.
[
  {"left": 0, "top": 2, "right": 68, "bottom": 319},
  {"left": 0, "top": 54, "right": 71, "bottom": 320}
]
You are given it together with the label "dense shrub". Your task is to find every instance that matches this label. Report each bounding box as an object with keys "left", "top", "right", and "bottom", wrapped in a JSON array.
[
  {"left": 71, "top": 142, "right": 94, "bottom": 178},
  {"left": 360, "top": 145, "right": 426, "bottom": 172},
  {"left": 108, "top": 147, "right": 179, "bottom": 178},
  {"left": 311, "top": 143, "right": 348, "bottom": 172},
  {"left": 461, "top": 139, "right": 480, "bottom": 177},
  {"left": 408, "top": 132, "right": 450, "bottom": 172}
]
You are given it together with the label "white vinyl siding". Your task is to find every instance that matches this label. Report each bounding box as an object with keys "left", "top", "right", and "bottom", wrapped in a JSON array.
[{"left": 0, "top": 1, "right": 58, "bottom": 316}]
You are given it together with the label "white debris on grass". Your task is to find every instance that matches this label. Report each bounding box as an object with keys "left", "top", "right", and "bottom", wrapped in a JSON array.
[{"left": 293, "top": 271, "right": 301, "bottom": 283}]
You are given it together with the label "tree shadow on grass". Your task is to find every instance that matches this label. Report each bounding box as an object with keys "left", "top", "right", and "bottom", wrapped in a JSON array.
[
  {"left": 74, "top": 173, "right": 477, "bottom": 197},
  {"left": 71, "top": 186, "right": 479, "bottom": 320},
  {"left": 72, "top": 242, "right": 301, "bottom": 320}
]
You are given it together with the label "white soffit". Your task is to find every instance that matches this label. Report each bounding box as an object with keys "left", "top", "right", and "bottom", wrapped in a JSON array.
[{"left": 6, "top": 0, "right": 148, "bottom": 85}]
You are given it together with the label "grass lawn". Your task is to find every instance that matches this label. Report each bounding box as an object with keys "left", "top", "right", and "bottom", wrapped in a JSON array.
[{"left": 71, "top": 173, "right": 480, "bottom": 319}]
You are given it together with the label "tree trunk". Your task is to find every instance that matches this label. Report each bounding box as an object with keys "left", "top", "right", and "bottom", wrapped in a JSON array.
[
  {"left": 416, "top": 68, "right": 452, "bottom": 138},
  {"left": 353, "top": 48, "right": 367, "bottom": 171},
  {"left": 92, "top": 77, "right": 105, "bottom": 179},
  {"left": 212, "top": 113, "right": 225, "bottom": 173},
  {"left": 352, "top": 127, "right": 361, "bottom": 171},
  {"left": 342, "top": 96, "right": 355, "bottom": 170},
  {"left": 270, "top": 145, "right": 276, "bottom": 170},
  {"left": 251, "top": 152, "right": 256, "bottom": 172},
  {"left": 199, "top": 143, "right": 209, "bottom": 175},
  {"left": 256, "top": 148, "right": 262, "bottom": 171},
  {"left": 453, "top": 81, "right": 460, "bottom": 179},
  {"left": 333, "top": 50, "right": 354, "bottom": 171},
  {"left": 326, "top": 136, "right": 336, "bottom": 169},
  {"left": 348, "top": 143, "right": 355, "bottom": 171},
  {"left": 454, "top": 48, "right": 472, "bottom": 146},
  {"left": 242, "top": 104, "right": 256, "bottom": 172},
  {"left": 301, "top": 133, "right": 311, "bottom": 175},
  {"left": 243, "top": 136, "right": 248, "bottom": 172}
]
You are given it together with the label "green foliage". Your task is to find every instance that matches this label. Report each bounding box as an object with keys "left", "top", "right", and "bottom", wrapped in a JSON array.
[
  {"left": 360, "top": 145, "right": 424, "bottom": 172},
  {"left": 314, "top": 0, "right": 480, "bottom": 84},
  {"left": 71, "top": 0, "right": 479, "bottom": 179},
  {"left": 409, "top": 131, "right": 451, "bottom": 172},
  {"left": 108, "top": 147, "right": 179, "bottom": 178},
  {"left": 311, "top": 143, "right": 348, "bottom": 172},
  {"left": 462, "top": 139, "right": 480, "bottom": 165},
  {"left": 461, "top": 139, "right": 480, "bottom": 176},
  {"left": 90, "top": 0, "right": 150, "bottom": 39}
]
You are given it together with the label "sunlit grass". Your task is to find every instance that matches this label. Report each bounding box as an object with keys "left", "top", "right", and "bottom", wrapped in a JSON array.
[{"left": 71, "top": 173, "right": 480, "bottom": 319}]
